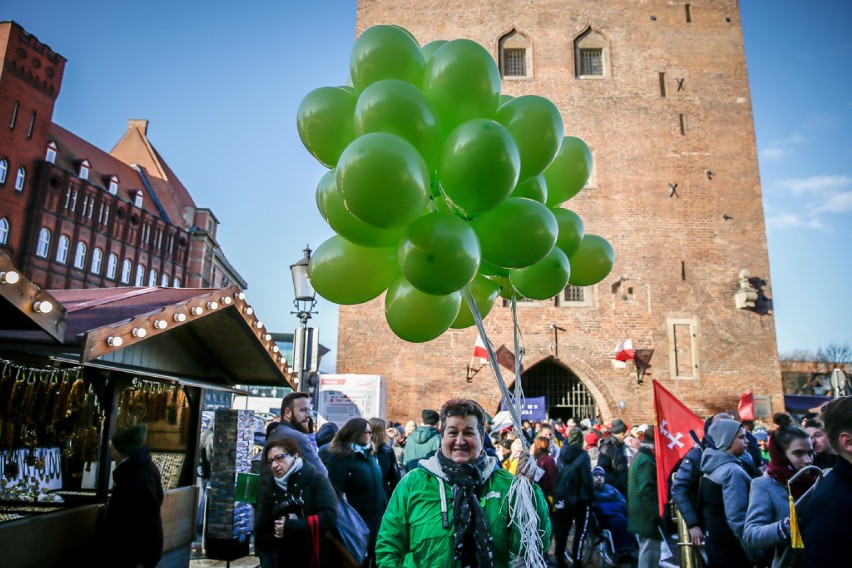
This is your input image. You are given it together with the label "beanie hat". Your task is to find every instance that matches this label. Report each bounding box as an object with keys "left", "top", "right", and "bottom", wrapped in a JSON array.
[
  {"left": 580, "top": 418, "right": 592, "bottom": 430},
  {"left": 708, "top": 418, "right": 742, "bottom": 451},
  {"left": 610, "top": 418, "right": 628, "bottom": 434},
  {"left": 111, "top": 423, "right": 147, "bottom": 456},
  {"left": 592, "top": 466, "right": 606, "bottom": 477},
  {"left": 421, "top": 409, "right": 439, "bottom": 425},
  {"left": 567, "top": 427, "right": 583, "bottom": 446},
  {"left": 316, "top": 422, "right": 339, "bottom": 447},
  {"left": 584, "top": 432, "right": 599, "bottom": 447}
]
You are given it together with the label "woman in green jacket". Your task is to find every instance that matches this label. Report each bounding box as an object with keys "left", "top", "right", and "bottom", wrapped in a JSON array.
[{"left": 375, "top": 398, "right": 551, "bottom": 567}]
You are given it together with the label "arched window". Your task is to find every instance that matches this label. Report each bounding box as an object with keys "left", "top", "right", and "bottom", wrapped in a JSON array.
[
  {"left": 56, "top": 235, "right": 70, "bottom": 263},
  {"left": 0, "top": 218, "right": 9, "bottom": 245},
  {"left": 15, "top": 167, "right": 26, "bottom": 191},
  {"left": 172, "top": 276, "right": 181, "bottom": 288},
  {"left": 107, "top": 253, "right": 118, "bottom": 279},
  {"left": 121, "top": 259, "right": 132, "bottom": 284},
  {"left": 36, "top": 228, "right": 50, "bottom": 257},
  {"left": 73, "top": 242, "right": 87, "bottom": 269},
  {"left": 135, "top": 264, "right": 145, "bottom": 286},
  {"left": 148, "top": 269, "right": 158, "bottom": 287},
  {"left": 91, "top": 248, "right": 103, "bottom": 274},
  {"left": 0, "top": 159, "right": 7, "bottom": 184},
  {"left": 499, "top": 29, "right": 532, "bottom": 78},
  {"left": 161, "top": 273, "right": 169, "bottom": 287},
  {"left": 574, "top": 28, "right": 610, "bottom": 78}
]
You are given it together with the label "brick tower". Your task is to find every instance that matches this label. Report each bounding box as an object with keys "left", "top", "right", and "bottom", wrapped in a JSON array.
[{"left": 338, "top": 0, "right": 782, "bottom": 424}]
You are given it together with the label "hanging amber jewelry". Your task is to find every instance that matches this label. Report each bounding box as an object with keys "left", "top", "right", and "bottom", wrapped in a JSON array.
[
  {"left": 68, "top": 375, "right": 86, "bottom": 416},
  {"left": 0, "top": 364, "right": 15, "bottom": 420},
  {"left": 7, "top": 374, "right": 26, "bottom": 424},
  {"left": 53, "top": 376, "right": 73, "bottom": 424}
]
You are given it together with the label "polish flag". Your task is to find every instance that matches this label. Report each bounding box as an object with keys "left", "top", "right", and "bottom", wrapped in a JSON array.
[
  {"left": 738, "top": 390, "right": 755, "bottom": 420},
  {"left": 611, "top": 338, "right": 634, "bottom": 361},
  {"left": 473, "top": 334, "right": 488, "bottom": 363}
]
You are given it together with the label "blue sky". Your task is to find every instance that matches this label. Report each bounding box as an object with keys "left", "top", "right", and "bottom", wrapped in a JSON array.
[{"left": 4, "top": 1, "right": 851, "bottom": 370}]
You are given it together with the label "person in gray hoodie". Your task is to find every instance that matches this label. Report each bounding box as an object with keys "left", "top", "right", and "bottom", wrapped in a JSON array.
[{"left": 699, "top": 418, "right": 754, "bottom": 567}]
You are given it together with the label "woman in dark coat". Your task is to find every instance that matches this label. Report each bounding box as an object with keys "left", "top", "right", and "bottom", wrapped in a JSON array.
[
  {"left": 326, "top": 417, "right": 388, "bottom": 567},
  {"left": 256, "top": 436, "right": 341, "bottom": 568},
  {"left": 369, "top": 417, "right": 401, "bottom": 500},
  {"left": 104, "top": 423, "right": 164, "bottom": 568}
]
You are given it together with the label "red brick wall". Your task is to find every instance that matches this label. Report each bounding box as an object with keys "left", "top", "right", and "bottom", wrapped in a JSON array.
[{"left": 338, "top": 0, "right": 783, "bottom": 425}]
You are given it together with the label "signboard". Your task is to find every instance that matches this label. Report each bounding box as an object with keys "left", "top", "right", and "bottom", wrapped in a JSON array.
[
  {"left": 500, "top": 396, "right": 547, "bottom": 421},
  {"left": 317, "top": 374, "right": 387, "bottom": 428}
]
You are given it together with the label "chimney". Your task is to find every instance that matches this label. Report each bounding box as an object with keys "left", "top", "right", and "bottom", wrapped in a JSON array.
[{"left": 128, "top": 119, "right": 148, "bottom": 135}]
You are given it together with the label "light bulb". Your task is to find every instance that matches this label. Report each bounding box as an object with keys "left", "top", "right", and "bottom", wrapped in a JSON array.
[
  {"left": 254, "top": 321, "right": 263, "bottom": 329},
  {"left": 235, "top": 292, "right": 246, "bottom": 300},
  {"left": 244, "top": 307, "right": 254, "bottom": 315},
  {"left": 0, "top": 271, "right": 21, "bottom": 284},
  {"left": 191, "top": 306, "right": 203, "bottom": 316},
  {"left": 107, "top": 336, "right": 123, "bottom": 347},
  {"left": 263, "top": 333, "right": 272, "bottom": 341},
  {"left": 272, "top": 345, "right": 280, "bottom": 353},
  {"left": 221, "top": 296, "right": 232, "bottom": 305},
  {"left": 173, "top": 313, "right": 187, "bottom": 322},
  {"left": 206, "top": 301, "right": 218, "bottom": 310},
  {"left": 132, "top": 328, "right": 147, "bottom": 338},
  {"left": 33, "top": 300, "right": 53, "bottom": 314},
  {"left": 153, "top": 320, "right": 167, "bottom": 330}
]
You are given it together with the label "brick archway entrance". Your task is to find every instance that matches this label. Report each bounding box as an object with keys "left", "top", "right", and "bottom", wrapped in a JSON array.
[{"left": 512, "top": 358, "right": 599, "bottom": 423}]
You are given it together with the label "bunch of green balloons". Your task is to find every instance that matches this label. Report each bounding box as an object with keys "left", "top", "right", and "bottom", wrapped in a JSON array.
[{"left": 299, "top": 25, "right": 614, "bottom": 343}]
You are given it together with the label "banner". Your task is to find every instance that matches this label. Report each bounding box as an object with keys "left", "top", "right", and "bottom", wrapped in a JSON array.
[
  {"left": 500, "top": 396, "right": 547, "bottom": 422},
  {"left": 653, "top": 380, "right": 705, "bottom": 516},
  {"left": 738, "top": 389, "right": 755, "bottom": 420}
]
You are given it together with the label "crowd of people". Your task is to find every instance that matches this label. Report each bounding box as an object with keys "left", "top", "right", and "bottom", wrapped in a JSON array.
[{"left": 184, "top": 393, "right": 852, "bottom": 568}]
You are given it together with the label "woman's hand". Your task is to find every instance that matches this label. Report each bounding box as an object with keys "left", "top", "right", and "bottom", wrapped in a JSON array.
[{"left": 274, "top": 518, "right": 285, "bottom": 539}]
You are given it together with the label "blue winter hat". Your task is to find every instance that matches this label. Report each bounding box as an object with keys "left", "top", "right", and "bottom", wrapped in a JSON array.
[{"left": 592, "top": 466, "right": 606, "bottom": 477}]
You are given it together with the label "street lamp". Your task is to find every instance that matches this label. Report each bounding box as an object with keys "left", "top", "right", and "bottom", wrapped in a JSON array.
[{"left": 290, "top": 246, "right": 319, "bottom": 397}]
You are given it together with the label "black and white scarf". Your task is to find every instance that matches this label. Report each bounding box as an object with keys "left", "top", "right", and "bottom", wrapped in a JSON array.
[{"left": 437, "top": 452, "right": 495, "bottom": 568}]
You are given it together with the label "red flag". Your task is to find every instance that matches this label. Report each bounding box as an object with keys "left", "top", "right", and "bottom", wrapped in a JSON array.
[
  {"left": 611, "top": 338, "right": 634, "bottom": 361},
  {"left": 473, "top": 334, "right": 488, "bottom": 363},
  {"left": 653, "top": 380, "right": 705, "bottom": 517},
  {"left": 738, "top": 390, "right": 755, "bottom": 420}
]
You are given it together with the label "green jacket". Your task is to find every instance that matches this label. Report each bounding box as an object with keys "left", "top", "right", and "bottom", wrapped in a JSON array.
[
  {"left": 376, "top": 454, "right": 552, "bottom": 567},
  {"left": 627, "top": 446, "right": 661, "bottom": 539}
]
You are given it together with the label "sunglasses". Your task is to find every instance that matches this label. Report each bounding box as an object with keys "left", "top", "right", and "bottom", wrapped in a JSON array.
[{"left": 266, "top": 453, "right": 292, "bottom": 465}]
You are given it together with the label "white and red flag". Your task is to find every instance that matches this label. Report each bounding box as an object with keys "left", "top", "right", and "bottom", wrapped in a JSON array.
[
  {"left": 738, "top": 389, "right": 755, "bottom": 420},
  {"left": 653, "top": 379, "right": 705, "bottom": 517},
  {"left": 611, "top": 338, "right": 634, "bottom": 361},
  {"left": 473, "top": 334, "right": 488, "bottom": 363}
]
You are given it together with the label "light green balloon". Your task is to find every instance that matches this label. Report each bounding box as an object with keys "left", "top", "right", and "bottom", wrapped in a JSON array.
[
  {"left": 490, "top": 275, "right": 524, "bottom": 301},
  {"left": 450, "top": 275, "right": 501, "bottom": 329},
  {"left": 544, "top": 136, "right": 593, "bottom": 207},
  {"left": 355, "top": 79, "right": 443, "bottom": 172},
  {"left": 495, "top": 95, "right": 564, "bottom": 181},
  {"left": 336, "top": 132, "right": 431, "bottom": 230},
  {"left": 350, "top": 25, "right": 425, "bottom": 91},
  {"left": 552, "top": 207, "right": 585, "bottom": 258},
  {"left": 385, "top": 277, "right": 461, "bottom": 343},
  {"left": 423, "top": 39, "right": 502, "bottom": 135},
  {"left": 439, "top": 119, "right": 520, "bottom": 215},
  {"left": 398, "top": 212, "right": 481, "bottom": 295},
  {"left": 509, "top": 246, "right": 571, "bottom": 300},
  {"left": 511, "top": 174, "right": 548, "bottom": 204},
  {"left": 308, "top": 236, "right": 399, "bottom": 305},
  {"left": 422, "top": 40, "right": 448, "bottom": 62},
  {"left": 471, "top": 197, "right": 558, "bottom": 269},
  {"left": 296, "top": 86, "right": 357, "bottom": 168},
  {"left": 568, "top": 234, "right": 615, "bottom": 286},
  {"left": 315, "top": 170, "right": 403, "bottom": 247}
]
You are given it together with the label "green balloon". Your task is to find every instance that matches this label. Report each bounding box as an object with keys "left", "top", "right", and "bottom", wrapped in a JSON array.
[
  {"left": 491, "top": 275, "right": 524, "bottom": 301},
  {"left": 423, "top": 39, "right": 502, "bottom": 135},
  {"left": 495, "top": 95, "right": 564, "bottom": 181},
  {"left": 544, "top": 136, "right": 593, "bottom": 207},
  {"left": 385, "top": 277, "right": 461, "bottom": 343},
  {"left": 509, "top": 246, "right": 571, "bottom": 300},
  {"left": 498, "top": 94, "right": 515, "bottom": 107},
  {"left": 355, "top": 79, "right": 443, "bottom": 172},
  {"left": 439, "top": 119, "right": 520, "bottom": 215},
  {"left": 308, "top": 236, "right": 399, "bottom": 305},
  {"left": 552, "top": 207, "right": 585, "bottom": 258},
  {"left": 478, "top": 257, "right": 509, "bottom": 278},
  {"left": 351, "top": 25, "right": 425, "bottom": 91},
  {"left": 336, "top": 132, "right": 431, "bottom": 230},
  {"left": 296, "top": 86, "right": 357, "bottom": 168},
  {"left": 398, "top": 212, "right": 481, "bottom": 295},
  {"left": 471, "top": 197, "right": 558, "bottom": 268},
  {"left": 568, "top": 234, "right": 615, "bottom": 286},
  {"left": 451, "top": 275, "right": 501, "bottom": 329},
  {"left": 422, "top": 40, "right": 448, "bottom": 62},
  {"left": 315, "top": 170, "right": 403, "bottom": 247},
  {"left": 511, "top": 174, "right": 548, "bottom": 204}
]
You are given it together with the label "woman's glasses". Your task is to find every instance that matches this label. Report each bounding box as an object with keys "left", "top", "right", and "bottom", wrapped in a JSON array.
[{"left": 266, "top": 453, "right": 292, "bottom": 465}]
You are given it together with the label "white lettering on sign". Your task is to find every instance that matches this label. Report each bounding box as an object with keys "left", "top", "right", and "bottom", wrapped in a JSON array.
[{"left": 659, "top": 420, "right": 685, "bottom": 450}]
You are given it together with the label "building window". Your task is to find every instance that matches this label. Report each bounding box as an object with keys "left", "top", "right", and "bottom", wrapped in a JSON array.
[
  {"left": 0, "top": 218, "right": 9, "bottom": 245},
  {"left": 10, "top": 101, "right": 19, "bottom": 129},
  {"left": 161, "top": 273, "right": 169, "bottom": 287},
  {"left": 667, "top": 318, "right": 700, "bottom": 379},
  {"left": 78, "top": 159, "right": 90, "bottom": 181},
  {"left": 121, "top": 259, "right": 132, "bottom": 284},
  {"left": 45, "top": 141, "right": 58, "bottom": 164},
  {"left": 73, "top": 242, "right": 87, "bottom": 269},
  {"left": 36, "top": 228, "right": 50, "bottom": 257},
  {"left": 0, "top": 159, "right": 7, "bottom": 184},
  {"left": 107, "top": 253, "right": 118, "bottom": 279},
  {"left": 148, "top": 269, "right": 158, "bottom": 287},
  {"left": 135, "top": 264, "right": 145, "bottom": 286},
  {"left": 91, "top": 248, "right": 103, "bottom": 274},
  {"left": 499, "top": 30, "right": 531, "bottom": 78},
  {"left": 15, "top": 167, "right": 26, "bottom": 191},
  {"left": 574, "top": 28, "right": 610, "bottom": 78},
  {"left": 108, "top": 175, "right": 118, "bottom": 195},
  {"left": 556, "top": 284, "right": 596, "bottom": 308},
  {"left": 173, "top": 276, "right": 181, "bottom": 288},
  {"left": 56, "top": 235, "right": 70, "bottom": 264},
  {"left": 27, "top": 111, "right": 36, "bottom": 139},
  {"left": 133, "top": 191, "right": 144, "bottom": 208}
]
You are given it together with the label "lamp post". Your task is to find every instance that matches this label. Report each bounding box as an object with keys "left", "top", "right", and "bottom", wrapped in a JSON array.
[{"left": 290, "top": 246, "right": 319, "bottom": 398}]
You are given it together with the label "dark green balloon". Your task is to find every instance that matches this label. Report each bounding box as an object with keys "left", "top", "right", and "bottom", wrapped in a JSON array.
[
  {"left": 385, "top": 277, "right": 461, "bottom": 343},
  {"left": 350, "top": 25, "right": 425, "bottom": 91},
  {"left": 509, "top": 246, "right": 571, "bottom": 300},
  {"left": 568, "top": 234, "right": 615, "bottom": 286},
  {"left": 471, "top": 197, "right": 558, "bottom": 269},
  {"left": 511, "top": 174, "right": 548, "bottom": 204},
  {"left": 544, "top": 136, "right": 593, "bottom": 207},
  {"left": 451, "top": 275, "right": 501, "bottom": 329},
  {"left": 552, "top": 207, "right": 585, "bottom": 258},
  {"left": 296, "top": 86, "right": 357, "bottom": 168}
]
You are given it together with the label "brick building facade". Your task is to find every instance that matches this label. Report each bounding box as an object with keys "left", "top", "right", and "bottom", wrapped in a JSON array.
[
  {"left": 338, "top": 1, "right": 784, "bottom": 424},
  {"left": 0, "top": 21, "right": 245, "bottom": 293}
]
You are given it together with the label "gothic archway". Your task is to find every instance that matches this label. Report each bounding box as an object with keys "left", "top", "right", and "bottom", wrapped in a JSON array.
[{"left": 511, "top": 358, "right": 598, "bottom": 422}]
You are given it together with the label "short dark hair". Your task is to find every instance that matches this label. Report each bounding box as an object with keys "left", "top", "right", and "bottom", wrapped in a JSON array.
[
  {"left": 281, "top": 392, "right": 309, "bottom": 415},
  {"left": 439, "top": 398, "right": 486, "bottom": 437},
  {"left": 263, "top": 436, "right": 300, "bottom": 460},
  {"left": 821, "top": 397, "right": 852, "bottom": 454}
]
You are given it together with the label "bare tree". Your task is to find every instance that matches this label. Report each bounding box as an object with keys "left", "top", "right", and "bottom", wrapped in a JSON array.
[
  {"left": 816, "top": 343, "right": 852, "bottom": 364},
  {"left": 780, "top": 349, "right": 817, "bottom": 362}
]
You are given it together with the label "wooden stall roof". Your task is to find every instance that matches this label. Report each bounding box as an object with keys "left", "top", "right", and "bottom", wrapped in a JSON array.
[
  {"left": 0, "top": 284, "right": 293, "bottom": 389},
  {"left": 0, "top": 250, "right": 66, "bottom": 341}
]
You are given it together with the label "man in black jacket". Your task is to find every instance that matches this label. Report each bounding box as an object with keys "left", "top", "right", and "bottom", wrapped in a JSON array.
[
  {"left": 553, "top": 427, "right": 594, "bottom": 568},
  {"left": 598, "top": 418, "right": 629, "bottom": 497}
]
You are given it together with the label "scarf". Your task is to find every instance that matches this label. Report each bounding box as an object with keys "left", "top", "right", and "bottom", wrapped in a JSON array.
[
  {"left": 351, "top": 442, "right": 378, "bottom": 465},
  {"left": 436, "top": 451, "right": 494, "bottom": 568},
  {"left": 766, "top": 436, "right": 817, "bottom": 500},
  {"left": 274, "top": 457, "right": 303, "bottom": 491}
]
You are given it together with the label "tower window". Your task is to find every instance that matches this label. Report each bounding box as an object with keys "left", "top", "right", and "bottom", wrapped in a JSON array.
[
  {"left": 499, "top": 29, "right": 532, "bottom": 79},
  {"left": 15, "top": 167, "right": 26, "bottom": 191},
  {"left": 504, "top": 49, "right": 526, "bottom": 76},
  {"left": 579, "top": 48, "right": 603, "bottom": 76},
  {"left": 574, "top": 28, "right": 610, "bottom": 79},
  {"left": 36, "top": 228, "right": 50, "bottom": 257},
  {"left": 45, "top": 141, "right": 58, "bottom": 164}
]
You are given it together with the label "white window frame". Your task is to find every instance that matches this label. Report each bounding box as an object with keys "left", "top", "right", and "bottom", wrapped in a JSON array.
[
  {"left": 15, "top": 167, "right": 26, "bottom": 191},
  {"left": 667, "top": 317, "right": 701, "bottom": 380},
  {"left": 0, "top": 218, "right": 9, "bottom": 245},
  {"left": 135, "top": 264, "right": 145, "bottom": 286},
  {"left": 0, "top": 159, "right": 8, "bottom": 184},
  {"left": 36, "top": 228, "right": 50, "bottom": 257},
  {"left": 172, "top": 276, "right": 181, "bottom": 288},
  {"left": 73, "top": 242, "right": 87, "bottom": 269},
  {"left": 133, "top": 191, "right": 144, "bottom": 208},
  {"left": 161, "top": 273, "right": 170, "bottom": 287},
  {"left": 108, "top": 175, "right": 119, "bottom": 195},
  {"left": 107, "top": 253, "right": 118, "bottom": 280},
  {"left": 45, "top": 142, "right": 58, "bottom": 164},
  {"left": 79, "top": 159, "right": 90, "bottom": 181},
  {"left": 555, "top": 284, "right": 596, "bottom": 308},
  {"left": 56, "top": 235, "right": 70, "bottom": 264},
  {"left": 91, "top": 248, "right": 103, "bottom": 274},
  {"left": 121, "top": 259, "right": 132, "bottom": 284},
  {"left": 148, "top": 269, "right": 158, "bottom": 287}
]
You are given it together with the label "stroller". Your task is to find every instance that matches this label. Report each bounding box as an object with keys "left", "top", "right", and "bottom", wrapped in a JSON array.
[{"left": 579, "top": 510, "right": 637, "bottom": 568}]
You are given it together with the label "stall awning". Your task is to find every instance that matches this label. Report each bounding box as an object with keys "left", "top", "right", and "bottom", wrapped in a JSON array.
[
  {"left": 783, "top": 394, "right": 832, "bottom": 414},
  {"left": 0, "top": 250, "right": 66, "bottom": 341}
]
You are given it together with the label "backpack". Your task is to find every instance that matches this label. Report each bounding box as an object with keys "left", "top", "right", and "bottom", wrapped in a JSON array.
[{"left": 553, "top": 453, "right": 588, "bottom": 506}]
